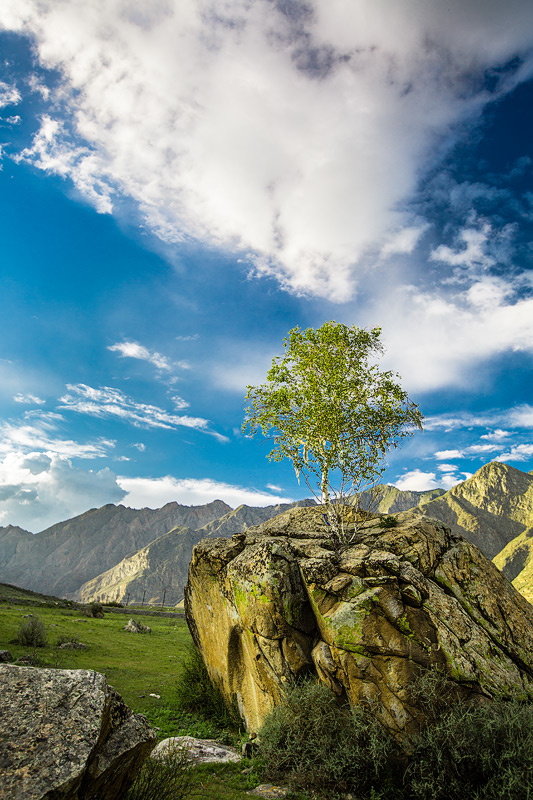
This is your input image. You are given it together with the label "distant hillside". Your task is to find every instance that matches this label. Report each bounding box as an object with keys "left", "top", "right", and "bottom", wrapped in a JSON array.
[
  {"left": 0, "top": 500, "right": 231, "bottom": 597},
  {"left": 358, "top": 484, "right": 446, "bottom": 514},
  {"left": 75, "top": 526, "right": 204, "bottom": 606},
  {"left": 199, "top": 498, "right": 317, "bottom": 537},
  {"left": 405, "top": 462, "right": 533, "bottom": 559}
]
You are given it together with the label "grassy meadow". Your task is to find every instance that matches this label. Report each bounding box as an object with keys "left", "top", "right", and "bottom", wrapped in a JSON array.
[{"left": 0, "top": 585, "right": 298, "bottom": 800}]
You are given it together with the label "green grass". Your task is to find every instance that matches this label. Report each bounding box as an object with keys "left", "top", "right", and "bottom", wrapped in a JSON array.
[
  {"left": 0, "top": 602, "right": 191, "bottom": 733},
  {"left": 0, "top": 597, "right": 270, "bottom": 800}
]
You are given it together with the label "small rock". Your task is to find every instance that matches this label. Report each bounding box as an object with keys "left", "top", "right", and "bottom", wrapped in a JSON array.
[
  {"left": 59, "top": 642, "right": 88, "bottom": 650},
  {"left": 0, "top": 650, "right": 13, "bottom": 663},
  {"left": 152, "top": 736, "right": 241, "bottom": 765},
  {"left": 123, "top": 618, "right": 151, "bottom": 634},
  {"left": 247, "top": 784, "right": 290, "bottom": 798},
  {"left": 148, "top": 693, "right": 160, "bottom": 699}
]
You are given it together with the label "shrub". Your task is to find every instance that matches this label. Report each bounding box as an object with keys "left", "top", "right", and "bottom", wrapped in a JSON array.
[
  {"left": 258, "top": 679, "right": 399, "bottom": 798},
  {"left": 87, "top": 601, "right": 104, "bottom": 618},
  {"left": 175, "top": 645, "right": 240, "bottom": 729},
  {"left": 13, "top": 615, "right": 47, "bottom": 648},
  {"left": 125, "top": 745, "right": 193, "bottom": 800},
  {"left": 378, "top": 515, "right": 398, "bottom": 529},
  {"left": 406, "top": 698, "right": 533, "bottom": 800}
]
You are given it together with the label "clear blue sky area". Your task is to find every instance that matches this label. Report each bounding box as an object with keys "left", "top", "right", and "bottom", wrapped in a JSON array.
[{"left": 0, "top": 3, "right": 532, "bottom": 530}]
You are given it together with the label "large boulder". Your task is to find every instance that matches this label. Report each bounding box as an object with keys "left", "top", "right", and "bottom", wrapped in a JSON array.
[
  {"left": 0, "top": 665, "right": 157, "bottom": 800},
  {"left": 185, "top": 507, "right": 533, "bottom": 745}
]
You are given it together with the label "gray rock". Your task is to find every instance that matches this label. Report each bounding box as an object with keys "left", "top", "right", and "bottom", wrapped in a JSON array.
[
  {"left": 151, "top": 736, "right": 241, "bottom": 765},
  {"left": 247, "top": 785, "right": 290, "bottom": 798},
  {"left": 0, "top": 664, "right": 156, "bottom": 800},
  {"left": 0, "top": 650, "right": 13, "bottom": 662},
  {"left": 123, "top": 618, "right": 151, "bottom": 634},
  {"left": 59, "top": 641, "right": 88, "bottom": 650}
]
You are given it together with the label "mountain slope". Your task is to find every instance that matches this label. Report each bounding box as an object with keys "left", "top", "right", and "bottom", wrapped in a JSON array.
[
  {"left": 76, "top": 499, "right": 317, "bottom": 604},
  {"left": 0, "top": 500, "right": 231, "bottom": 597},
  {"left": 493, "top": 528, "right": 533, "bottom": 604},
  {"left": 75, "top": 526, "right": 204, "bottom": 606},
  {"left": 199, "top": 498, "right": 317, "bottom": 537},
  {"left": 408, "top": 462, "right": 533, "bottom": 559},
  {"left": 358, "top": 484, "right": 446, "bottom": 513}
]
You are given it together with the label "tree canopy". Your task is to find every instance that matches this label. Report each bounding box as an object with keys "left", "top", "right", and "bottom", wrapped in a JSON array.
[{"left": 242, "top": 322, "right": 423, "bottom": 529}]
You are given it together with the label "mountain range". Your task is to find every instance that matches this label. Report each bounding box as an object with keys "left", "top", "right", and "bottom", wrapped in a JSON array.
[{"left": 1, "top": 462, "right": 532, "bottom": 606}]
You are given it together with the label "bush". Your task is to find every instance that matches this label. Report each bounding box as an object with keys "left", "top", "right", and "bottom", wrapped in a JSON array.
[
  {"left": 87, "top": 601, "right": 104, "bottom": 618},
  {"left": 378, "top": 515, "right": 398, "bottom": 529},
  {"left": 406, "top": 698, "right": 533, "bottom": 800},
  {"left": 175, "top": 645, "right": 240, "bottom": 729},
  {"left": 258, "top": 679, "right": 399, "bottom": 798},
  {"left": 13, "top": 615, "right": 47, "bottom": 648},
  {"left": 125, "top": 745, "right": 193, "bottom": 800}
]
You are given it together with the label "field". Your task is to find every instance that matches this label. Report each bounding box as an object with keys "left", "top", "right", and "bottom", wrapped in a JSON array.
[{"left": 0, "top": 585, "right": 301, "bottom": 800}]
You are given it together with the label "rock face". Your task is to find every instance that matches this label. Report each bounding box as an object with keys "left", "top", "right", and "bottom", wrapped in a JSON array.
[
  {"left": 0, "top": 665, "right": 156, "bottom": 800},
  {"left": 185, "top": 506, "right": 533, "bottom": 745}
]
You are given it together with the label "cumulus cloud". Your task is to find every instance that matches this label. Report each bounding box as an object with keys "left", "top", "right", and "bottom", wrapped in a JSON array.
[
  {"left": 0, "top": 450, "right": 125, "bottom": 530},
  {"left": 59, "top": 383, "right": 228, "bottom": 441},
  {"left": 117, "top": 475, "right": 293, "bottom": 509},
  {"left": 375, "top": 276, "right": 533, "bottom": 392},
  {"left": 2, "top": 0, "right": 533, "bottom": 298},
  {"left": 394, "top": 467, "right": 469, "bottom": 491},
  {"left": 394, "top": 469, "right": 442, "bottom": 491}
]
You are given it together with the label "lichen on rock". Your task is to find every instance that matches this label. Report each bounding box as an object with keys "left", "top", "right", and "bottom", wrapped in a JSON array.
[
  {"left": 0, "top": 665, "right": 156, "bottom": 800},
  {"left": 185, "top": 506, "right": 533, "bottom": 744}
]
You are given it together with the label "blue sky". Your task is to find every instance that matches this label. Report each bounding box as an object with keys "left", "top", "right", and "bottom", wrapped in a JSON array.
[{"left": 0, "top": 0, "right": 533, "bottom": 530}]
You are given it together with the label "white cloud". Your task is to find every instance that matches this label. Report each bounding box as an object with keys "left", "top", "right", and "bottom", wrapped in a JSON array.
[
  {"left": 117, "top": 475, "right": 293, "bottom": 510},
  {"left": 480, "top": 429, "right": 510, "bottom": 441},
  {"left": 426, "top": 407, "right": 533, "bottom": 432},
  {"left": 0, "top": 450, "right": 125, "bottom": 530},
  {"left": 495, "top": 444, "right": 533, "bottom": 462},
  {"left": 0, "top": 80, "right": 21, "bottom": 108},
  {"left": 376, "top": 278, "right": 533, "bottom": 392},
  {"left": 434, "top": 449, "right": 464, "bottom": 460},
  {"left": 59, "top": 383, "right": 228, "bottom": 441},
  {"left": 171, "top": 395, "right": 190, "bottom": 410},
  {"left": 437, "top": 463, "right": 457, "bottom": 472},
  {"left": 13, "top": 393, "right": 46, "bottom": 405},
  {"left": 0, "top": 410, "right": 114, "bottom": 459},
  {"left": 108, "top": 340, "right": 188, "bottom": 371},
  {"left": 394, "top": 469, "right": 441, "bottom": 491},
  {"left": 3, "top": 0, "right": 533, "bottom": 299},
  {"left": 394, "top": 467, "right": 469, "bottom": 491}
]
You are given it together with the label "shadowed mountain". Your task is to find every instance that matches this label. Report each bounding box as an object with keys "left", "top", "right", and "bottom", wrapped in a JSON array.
[
  {"left": 75, "top": 526, "right": 204, "bottom": 606},
  {"left": 0, "top": 500, "right": 231, "bottom": 597}
]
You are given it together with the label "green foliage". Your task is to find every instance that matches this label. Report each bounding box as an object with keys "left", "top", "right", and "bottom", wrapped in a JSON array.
[
  {"left": 125, "top": 746, "right": 193, "bottom": 800},
  {"left": 406, "top": 698, "right": 533, "bottom": 800},
  {"left": 13, "top": 615, "right": 47, "bottom": 648},
  {"left": 258, "top": 679, "right": 399, "bottom": 798},
  {"left": 175, "top": 645, "right": 241, "bottom": 731},
  {"left": 378, "top": 514, "right": 398, "bottom": 529},
  {"left": 87, "top": 601, "right": 104, "bottom": 617},
  {"left": 243, "top": 322, "right": 422, "bottom": 541}
]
